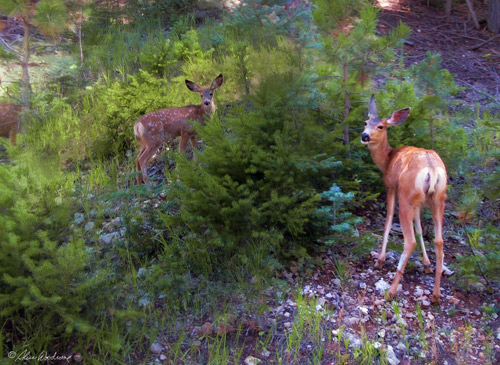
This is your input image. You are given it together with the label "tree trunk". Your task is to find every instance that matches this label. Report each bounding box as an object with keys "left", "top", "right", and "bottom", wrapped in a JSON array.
[
  {"left": 445, "top": 0, "right": 452, "bottom": 18},
  {"left": 21, "top": 20, "right": 32, "bottom": 105},
  {"left": 465, "top": 0, "right": 480, "bottom": 29},
  {"left": 20, "top": 19, "right": 32, "bottom": 132},
  {"left": 78, "top": 23, "right": 83, "bottom": 67},
  {"left": 489, "top": 0, "right": 500, "bottom": 33},
  {"left": 342, "top": 62, "right": 350, "bottom": 148}
]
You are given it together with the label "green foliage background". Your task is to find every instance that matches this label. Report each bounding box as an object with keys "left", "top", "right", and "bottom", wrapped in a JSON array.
[{"left": 0, "top": 0, "right": 498, "bottom": 362}]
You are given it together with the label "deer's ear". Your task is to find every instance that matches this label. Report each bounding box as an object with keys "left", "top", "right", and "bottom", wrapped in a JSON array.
[
  {"left": 368, "top": 94, "right": 378, "bottom": 118},
  {"left": 186, "top": 80, "right": 202, "bottom": 92},
  {"left": 386, "top": 107, "right": 411, "bottom": 126},
  {"left": 210, "top": 74, "right": 223, "bottom": 90}
]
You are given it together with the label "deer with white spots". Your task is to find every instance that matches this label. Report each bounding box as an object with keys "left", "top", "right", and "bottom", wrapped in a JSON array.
[
  {"left": 0, "top": 103, "right": 22, "bottom": 146},
  {"left": 361, "top": 95, "right": 451, "bottom": 303},
  {"left": 134, "top": 74, "right": 223, "bottom": 184}
]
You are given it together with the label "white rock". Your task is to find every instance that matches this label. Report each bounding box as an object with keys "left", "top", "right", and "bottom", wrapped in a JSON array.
[
  {"left": 358, "top": 306, "right": 369, "bottom": 315},
  {"left": 396, "top": 317, "right": 407, "bottom": 327},
  {"left": 84, "top": 221, "right": 95, "bottom": 232},
  {"left": 74, "top": 212, "right": 85, "bottom": 225},
  {"left": 99, "top": 231, "right": 120, "bottom": 245},
  {"left": 150, "top": 342, "right": 163, "bottom": 354},
  {"left": 413, "top": 287, "right": 424, "bottom": 297},
  {"left": 344, "top": 331, "right": 362, "bottom": 348},
  {"left": 375, "top": 279, "right": 391, "bottom": 292},
  {"left": 395, "top": 343, "right": 406, "bottom": 352},
  {"left": 244, "top": 356, "right": 261, "bottom": 365},
  {"left": 386, "top": 345, "right": 400, "bottom": 365}
]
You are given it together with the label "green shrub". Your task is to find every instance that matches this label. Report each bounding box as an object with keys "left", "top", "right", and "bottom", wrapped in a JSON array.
[
  {"left": 0, "top": 163, "right": 92, "bottom": 355},
  {"left": 164, "top": 69, "right": 352, "bottom": 275}
]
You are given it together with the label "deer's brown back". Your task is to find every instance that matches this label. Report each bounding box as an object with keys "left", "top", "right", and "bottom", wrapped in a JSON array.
[{"left": 134, "top": 106, "right": 206, "bottom": 144}]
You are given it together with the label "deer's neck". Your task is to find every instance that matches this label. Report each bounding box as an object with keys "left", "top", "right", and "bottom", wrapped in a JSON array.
[
  {"left": 368, "top": 134, "right": 393, "bottom": 173},
  {"left": 200, "top": 103, "right": 215, "bottom": 117}
]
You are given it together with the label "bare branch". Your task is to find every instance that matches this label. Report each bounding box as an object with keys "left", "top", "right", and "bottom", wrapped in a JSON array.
[
  {"left": 0, "top": 36, "right": 22, "bottom": 59},
  {"left": 468, "top": 34, "right": 500, "bottom": 50}
]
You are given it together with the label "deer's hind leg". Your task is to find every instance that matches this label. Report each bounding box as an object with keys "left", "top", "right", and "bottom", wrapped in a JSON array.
[
  {"left": 8, "top": 126, "right": 17, "bottom": 146},
  {"left": 414, "top": 207, "right": 433, "bottom": 274},
  {"left": 137, "top": 142, "right": 162, "bottom": 184},
  {"left": 190, "top": 135, "right": 198, "bottom": 161},
  {"left": 430, "top": 194, "right": 446, "bottom": 303},
  {"left": 388, "top": 200, "right": 417, "bottom": 299}
]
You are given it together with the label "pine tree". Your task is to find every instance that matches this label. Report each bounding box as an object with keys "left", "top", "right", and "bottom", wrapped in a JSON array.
[
  {"left": 314, "top": 1, "right": 410, "bottom": 147},
  {"left": 0, "top": 0, "right": 67, "bottom": 110},
  {"left": 166, "top": 68, "right": 343, "bottom": 272},
  {"left": 0, "top": 163, "right": 91, "bottom": 351}
]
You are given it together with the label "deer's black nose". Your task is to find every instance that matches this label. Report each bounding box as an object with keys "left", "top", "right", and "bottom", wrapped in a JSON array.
[
  {"left": 204, "top": 101, "right": 211, "bottom": 106},
  {"left": 361, "top": 132, "right": 370, "bottom": 142}
]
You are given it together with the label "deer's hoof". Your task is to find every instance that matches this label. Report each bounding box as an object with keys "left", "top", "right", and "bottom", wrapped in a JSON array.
[
  {"left": 386, "top": 289, "right": 396, "bottom": 301},
  {"left": 431, "top": 295, "right": 441, "bottom": 304},
  {"left": 424, "top": 265, "right": 433, "bottom": 274}
]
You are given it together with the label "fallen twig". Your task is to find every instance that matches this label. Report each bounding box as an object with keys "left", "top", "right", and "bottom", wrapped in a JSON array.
[
  {"left": 468, "top": 34, "right": 500, "bottom": 50},
  {"left": 461, "top": 81, "right": 500, "bottom": 107}
]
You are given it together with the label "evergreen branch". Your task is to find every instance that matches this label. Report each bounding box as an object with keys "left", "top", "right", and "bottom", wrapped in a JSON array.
[{"left": 0, "top": 85, "right": 23, "bottom": 105}]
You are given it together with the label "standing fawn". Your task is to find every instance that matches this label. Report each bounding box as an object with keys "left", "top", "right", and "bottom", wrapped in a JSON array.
[
  {"left": 0, "top": 103, "right": 22, "bottom": 146},
  {"left": 134, "top": 74, "right": 223, "bottom": 184},
  {"left": 361, "top": 95, "right": 449, "bottom": 303}
]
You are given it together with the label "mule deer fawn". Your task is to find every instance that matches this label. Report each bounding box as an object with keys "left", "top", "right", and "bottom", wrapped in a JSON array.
[
  {"left": 0, "top": 103, "right": 22, "bottom": 146},
  {"left": 361, "top": 95, "right": 450, "bottom": 303},
  {"left": 134, "top": 74, "right": 223, "bottom": 184}
]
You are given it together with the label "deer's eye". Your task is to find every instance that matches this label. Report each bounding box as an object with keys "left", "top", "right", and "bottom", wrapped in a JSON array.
[
  {"left": 377, "top": 126, "right": 384, "bottom": 130},
  {"left": 364, "top": 122, "right": 367, "bottom": 126}
]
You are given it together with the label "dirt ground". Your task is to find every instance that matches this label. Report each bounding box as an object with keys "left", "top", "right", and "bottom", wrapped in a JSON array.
[{"left": 377, "top": 0, "right": 500, "bottom": 108}]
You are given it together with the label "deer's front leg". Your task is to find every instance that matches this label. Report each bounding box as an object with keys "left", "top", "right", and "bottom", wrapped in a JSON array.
[
  {"left": 179, "top": 131, "right": 189, "bottom": 155},
  {"left": 376, "top": 187, "right": 396, "bottom": 268}
]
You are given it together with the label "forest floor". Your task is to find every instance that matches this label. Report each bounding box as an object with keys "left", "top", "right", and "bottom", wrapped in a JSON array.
[
  {"left": 378, "top": 0, "right": 500, "bottom": 110},
  {"left": 146, "top": 1, "right": 500, "bottom": 364}
]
